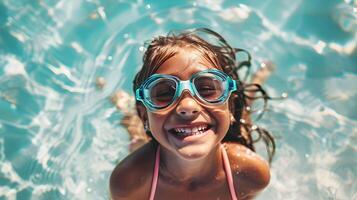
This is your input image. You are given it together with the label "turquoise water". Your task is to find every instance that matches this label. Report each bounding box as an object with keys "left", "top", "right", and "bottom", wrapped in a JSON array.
[{"left": 0, "top": 0, "right": 356, "bottom": 199}]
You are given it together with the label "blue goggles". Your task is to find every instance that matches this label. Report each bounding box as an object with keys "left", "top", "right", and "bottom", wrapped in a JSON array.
[{"left": 135, "top": 69, "right": 237, "bottom": 112}]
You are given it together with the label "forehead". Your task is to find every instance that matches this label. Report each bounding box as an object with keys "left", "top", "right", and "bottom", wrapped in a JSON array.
[{"left": 155, "top": 49, "right": 217, "bottom": 79}]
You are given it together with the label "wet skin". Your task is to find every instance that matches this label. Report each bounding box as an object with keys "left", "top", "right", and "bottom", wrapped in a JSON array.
[{"left": 110, "top": 49, "right": 270, "bottom": 200}]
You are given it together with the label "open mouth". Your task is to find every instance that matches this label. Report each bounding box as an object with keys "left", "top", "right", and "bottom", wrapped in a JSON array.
[{"left": 168, "top": 124, "right": 211, "bottom": 138}]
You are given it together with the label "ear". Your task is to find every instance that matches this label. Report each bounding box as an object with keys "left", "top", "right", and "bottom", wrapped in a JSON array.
[{"left": 136, "top": 103, "right": 148, "bottom": 123}]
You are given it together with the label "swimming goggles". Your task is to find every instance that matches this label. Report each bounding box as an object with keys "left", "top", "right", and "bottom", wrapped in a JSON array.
[{"left": 135, "top": 69, "right": 237, "bottom": 112}]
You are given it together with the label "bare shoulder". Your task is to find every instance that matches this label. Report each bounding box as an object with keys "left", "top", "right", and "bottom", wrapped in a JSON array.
[
  {"left": 109, "top": 141, "right": 157, "bottom": 200},
  {"left": 223, "top": 142, "right": 271, "bottom": 195}
]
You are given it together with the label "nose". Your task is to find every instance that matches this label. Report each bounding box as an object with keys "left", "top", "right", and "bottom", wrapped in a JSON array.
[{"left": 175, "top": 92, "right": 201, "bottom": 120}]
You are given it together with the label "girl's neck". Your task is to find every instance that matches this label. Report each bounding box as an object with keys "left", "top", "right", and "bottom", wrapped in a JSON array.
[{"left": 158, "top": 144, "right": 224, "bottom": 188}]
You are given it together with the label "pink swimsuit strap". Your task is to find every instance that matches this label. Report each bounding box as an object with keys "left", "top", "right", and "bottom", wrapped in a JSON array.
[
  {"left": 149, "top": 145, "right": 238, "bottom": 200},
  {"left": 221, "top": 144, "right": 238, "bottom": 200},
  {"left": 149, "top": 145, "right": 160, "bottom": 200}
]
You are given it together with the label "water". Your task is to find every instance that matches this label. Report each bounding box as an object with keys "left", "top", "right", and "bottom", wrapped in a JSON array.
[{"left": 0, "top": 0, "right": 356, "bottom": 199}]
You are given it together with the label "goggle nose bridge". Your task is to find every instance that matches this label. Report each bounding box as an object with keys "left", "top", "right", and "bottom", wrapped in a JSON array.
[{"left": 176, "top": 79, "right": 196, "bottom": 98}]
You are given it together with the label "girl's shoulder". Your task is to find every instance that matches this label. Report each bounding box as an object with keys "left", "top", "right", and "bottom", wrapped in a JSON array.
[
  {"left": 109, "top": 141, "right": 156, "bottom": 200},
  {"left": 223, "top": 142, "right": 271, "bottom": 197}
]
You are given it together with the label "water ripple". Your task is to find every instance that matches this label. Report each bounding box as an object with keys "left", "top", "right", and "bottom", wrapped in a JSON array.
[{"left": 0, "top": 0, "right": 356, "bottom": 199}]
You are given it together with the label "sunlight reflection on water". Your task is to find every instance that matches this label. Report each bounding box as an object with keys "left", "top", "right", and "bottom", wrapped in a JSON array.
[{"left": 0, "top": 0, "right": 356, "bottom": 199}]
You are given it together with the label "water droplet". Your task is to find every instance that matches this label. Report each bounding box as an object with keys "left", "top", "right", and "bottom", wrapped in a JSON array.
[
  {"left": 251, "top": 125, "right": 257, "bottom": 130},
  {"left": 107, "top": 56, "right": 112, "bottom": 61},
  {"left": 281, "top": 92, "right": 288, "bottom": 98},
  {"left": 305, "top": 154, "right": 310, "bottom": 158},
  {"left": 192, "top": 2, "right": 197, "bottom": 7},
  {"left": 61, "top": 188, "right": 66, "bottom": 195},
  {"left": 260, "top": 62, "right": 267, "bottom": 68},
  {"left": 89, "top": 12, "right": 99, "bottom": 19},
  {"left": 97, "top": 6, "right": 107, "bottom": 20},
  {"left": 139, "top": 46, "right": 145, "bottom": 52},
  {"left": 96, "top": 77, "right": 106, "bottom": 89},
  {"left": 322, "top": 138, "right": 327, "bottom": 144},
  {"left": 86, "top": 187, "right": 92, "bottom": 193},
  {"left": 313, "top": 40, "right": 326, "bottom": 54},
  {"left": 123, "top": 33, "right": 129, "bottom": 39},
  {"left": 146, "top": 4, "right": 151, "bottom": 9}
]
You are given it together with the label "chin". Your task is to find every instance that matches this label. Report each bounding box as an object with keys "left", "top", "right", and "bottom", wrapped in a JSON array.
[{"left": 176, "top": 144, "right": 214, "bottom": 160}]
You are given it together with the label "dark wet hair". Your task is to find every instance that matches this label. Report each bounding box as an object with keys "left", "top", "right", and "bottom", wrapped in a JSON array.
[{"left": 133, "top": 28, "right": 275, "bottom": 163}]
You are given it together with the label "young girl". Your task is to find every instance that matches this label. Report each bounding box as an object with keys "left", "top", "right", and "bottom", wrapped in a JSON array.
[{"left": 110, "top": 28, "right": 275, "bottom": 200}]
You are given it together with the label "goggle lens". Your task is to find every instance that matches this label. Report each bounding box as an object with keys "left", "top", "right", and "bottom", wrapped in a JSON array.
[
  {"left": 148, "top": 78, "right": 176, "bottom": 107},
  {"left": 194, "top": 74, "right": 225, "bottom": 102}
]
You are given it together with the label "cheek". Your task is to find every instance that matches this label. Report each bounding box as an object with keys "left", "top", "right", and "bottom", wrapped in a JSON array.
[
  {"left": 147, "top": 112, "right": 166, "bottom": 133},
  {"left": 209, "top": 104, "right": 231, "bottom": 131},
  {"left": 220, "top": 112, "right": 231, "bottom": 129},
  {"left": 219, "top": 105, "right": 231, "bottom": 128}
]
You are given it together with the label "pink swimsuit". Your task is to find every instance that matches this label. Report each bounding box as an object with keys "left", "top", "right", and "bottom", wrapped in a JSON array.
[{"left": 149, "top": 145, "right": 238, "bottom": 200}]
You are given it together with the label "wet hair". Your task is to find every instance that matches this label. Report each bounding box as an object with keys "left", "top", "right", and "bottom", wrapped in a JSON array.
[{"left": 133, "top": 28, "right": 275, "bottom": 163}]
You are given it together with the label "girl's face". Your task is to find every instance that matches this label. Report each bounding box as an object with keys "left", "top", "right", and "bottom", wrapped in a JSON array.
[{"left": 140, "top": 49, "right": 231, "bottom": 160}]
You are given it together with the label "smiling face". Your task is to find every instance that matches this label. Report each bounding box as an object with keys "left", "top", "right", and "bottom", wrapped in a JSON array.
[{"left": 138, "top": 48, "right": 232, "bottom": 160}]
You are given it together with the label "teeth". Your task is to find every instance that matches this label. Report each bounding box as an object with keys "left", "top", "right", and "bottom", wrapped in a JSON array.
[
  {"left": 173, "top": 125, "right": 208, "bottom": 136},
  {"left": 198, "top": 125, "right": 204, "bottom": 131}
]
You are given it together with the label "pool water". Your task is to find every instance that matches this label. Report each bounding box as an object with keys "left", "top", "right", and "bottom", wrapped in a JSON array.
[{"left": 0, "top": 0, "right": 356, "bottom": 199}]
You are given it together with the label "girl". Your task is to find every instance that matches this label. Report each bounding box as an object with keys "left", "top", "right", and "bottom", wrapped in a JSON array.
[{"left": 110, "top": 28, "right": 275, "bottom": 200}]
